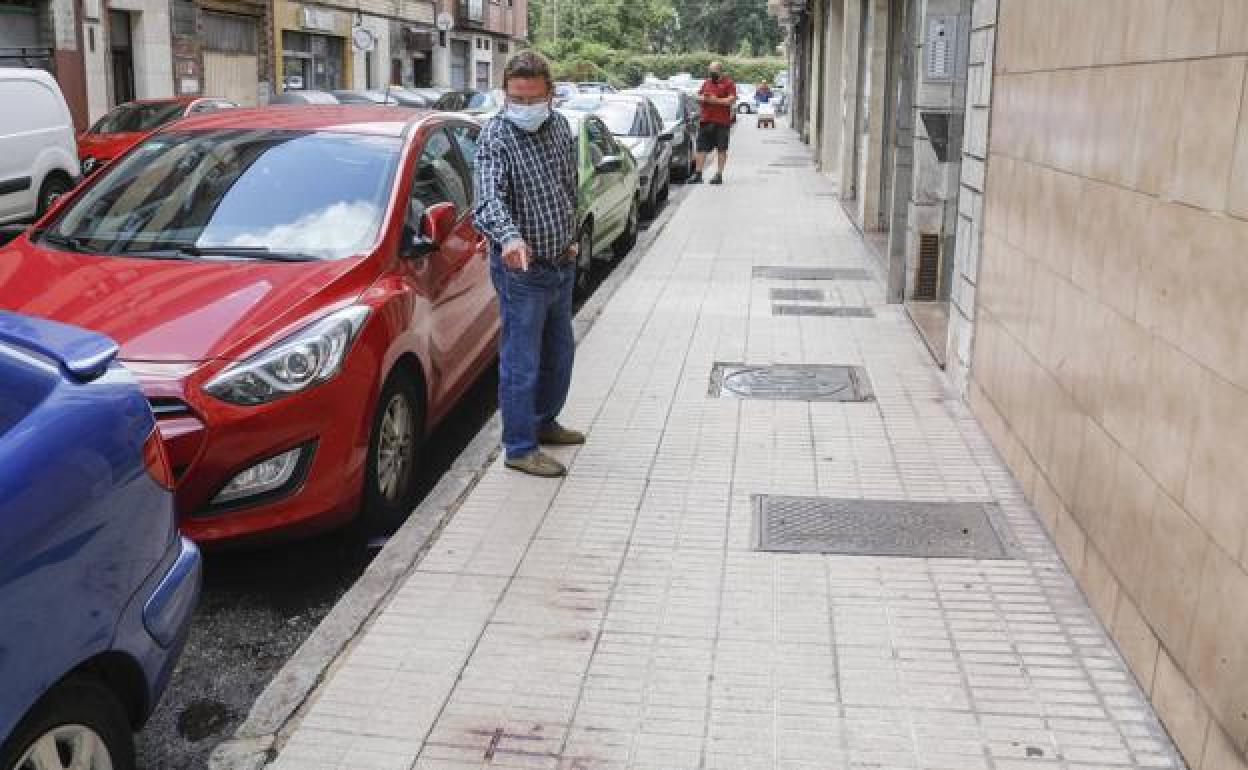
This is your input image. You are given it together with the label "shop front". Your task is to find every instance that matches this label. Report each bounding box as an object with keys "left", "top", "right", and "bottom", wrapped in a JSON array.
[{"left": 272, "top": 1, "right": 351, "bottom": 93}]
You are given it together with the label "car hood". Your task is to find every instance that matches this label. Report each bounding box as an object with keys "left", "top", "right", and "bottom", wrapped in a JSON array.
[
  {"left": 0, "top": 244, "right": 370, "bottom": 363},
  {"left": 77, "top": 131, "right": 147, "bottom": 160}
]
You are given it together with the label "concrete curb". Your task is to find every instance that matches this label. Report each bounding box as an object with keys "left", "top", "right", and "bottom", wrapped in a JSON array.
[{"left": 206, "top": 189, "right": 684, "bottom": 770}]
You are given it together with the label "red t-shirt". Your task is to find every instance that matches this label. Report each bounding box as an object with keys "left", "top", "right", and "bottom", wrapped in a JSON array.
[{"left": 698, "top": 76, "right": 737, "bottom": 125}]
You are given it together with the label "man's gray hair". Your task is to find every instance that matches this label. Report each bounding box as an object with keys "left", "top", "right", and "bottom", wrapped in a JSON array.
[{"left": 503, "top": 50, "right": 554, "bottom": 92}]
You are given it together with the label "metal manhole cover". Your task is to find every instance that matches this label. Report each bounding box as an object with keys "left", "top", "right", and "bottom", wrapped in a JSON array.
[
  {"left": 709, "top": 363, "right": 874, "bottom": 402},
  {"left": 753, "top": 266, "right": 871, "bottom": 281},
  {"left": 772, "top": 304, "right": 875, "bottom": 317},
  {"left": 753, "top": 496, "right": 1011, "bottom": 558},
  {"left": 770, "top": 288, "right": 825, "bottom": 301}
]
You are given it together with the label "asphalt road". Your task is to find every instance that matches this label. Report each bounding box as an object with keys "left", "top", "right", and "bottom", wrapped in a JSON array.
[{"left": 135, "top": 181, "right": 689, "bottom": 769}]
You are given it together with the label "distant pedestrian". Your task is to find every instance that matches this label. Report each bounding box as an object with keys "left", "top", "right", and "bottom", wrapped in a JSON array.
[
  {"left": 690, "top": 61, "right": 736, "bottom": 185},
  {"left": 755, "top": 80, "right": 773, "bottom": 104},
  {"left": 473, "top": 50, "right": 585, "bottom": 478}
]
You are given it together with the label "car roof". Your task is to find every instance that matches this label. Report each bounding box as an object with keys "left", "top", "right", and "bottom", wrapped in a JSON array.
[{"left": 169, "top": 105, "right": 435, "bottom": 136}]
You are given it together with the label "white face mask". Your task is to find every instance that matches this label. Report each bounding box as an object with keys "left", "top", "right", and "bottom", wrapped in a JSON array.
[{"left": 505, "top": 101, "right": 550, "bottom": 132}]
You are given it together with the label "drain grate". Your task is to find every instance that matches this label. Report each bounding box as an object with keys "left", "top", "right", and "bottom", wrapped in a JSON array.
[
  {"left": 772, "top": 304, "right": 875, "bottom": 317},
  {"left": 709, "top": 363, "right": 874, "bottom": 402},
  {"left": 753, "top": 496, "right": 1011, "bottom": 558},
  {"left": 753, "top": 266, "right": 872, "bottom": 281},
  {"left": 770, "top": 288, "right": 826, "bottom": 301}
]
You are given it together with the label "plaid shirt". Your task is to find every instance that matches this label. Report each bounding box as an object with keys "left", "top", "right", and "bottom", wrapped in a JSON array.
[{"left": 473, "top": 111, "right": 578, "bottom": 264}]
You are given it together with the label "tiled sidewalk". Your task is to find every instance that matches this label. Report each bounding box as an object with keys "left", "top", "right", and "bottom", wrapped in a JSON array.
[{"left": 267, "top": 123, "right": 1184, "bottom": 770}]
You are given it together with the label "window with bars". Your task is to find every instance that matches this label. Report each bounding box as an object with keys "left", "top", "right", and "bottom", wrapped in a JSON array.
[{"left": 203, "top": 11, "right": 257, "bottom": 54}]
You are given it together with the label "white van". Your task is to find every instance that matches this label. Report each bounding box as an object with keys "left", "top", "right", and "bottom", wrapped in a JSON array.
[{"left": 0, "top": 68, "right": 79, "bottom": 225}]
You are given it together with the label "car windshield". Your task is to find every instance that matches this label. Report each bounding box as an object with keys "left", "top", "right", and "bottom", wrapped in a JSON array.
[
  {"left": 91, "top": 102, "right": 186, "bottom": 134},
  {"left": 590, "top": 101, "right": 645, "bottom": 136},
  {"left": 637, "top": 92, "right": 680, "bottom": 121},
  {"left": 44, "top": 129, "right": 401, "bottom": 261}
]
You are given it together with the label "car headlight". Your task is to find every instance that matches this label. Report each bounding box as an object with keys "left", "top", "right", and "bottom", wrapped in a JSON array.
[{"left": 204, "top": 305, "right": 370, "bottom": 405}]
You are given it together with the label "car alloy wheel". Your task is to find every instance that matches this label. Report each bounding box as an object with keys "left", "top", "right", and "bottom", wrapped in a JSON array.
[
  {"left": 0, "top": 678, "right": 134, "bottom": 770},
  {"left": 36, "top": 175, "right": 72, "bottom": 218},
  {"left": 376, "top": 393, "right": 413, "bottom": 503},
  {"left": 613, "top": 198, "right": 639, "bottom": 259},
  {"left": 575, "top": 224, "right": 594, "bottom": 296},
  {"left": 16, "top": 726, "right": 114, "bottom": 770},
  {"left": 361, "top": 370, "right": 424, "bottom": 535}
]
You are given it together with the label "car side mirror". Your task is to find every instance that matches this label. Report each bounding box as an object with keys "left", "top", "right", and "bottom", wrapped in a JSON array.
[
  {"left": 403, "top": 200, "right": 457, "bottom": 258},
  {"left": 594, "top": 155, "right": 623, "bottom": 173}
]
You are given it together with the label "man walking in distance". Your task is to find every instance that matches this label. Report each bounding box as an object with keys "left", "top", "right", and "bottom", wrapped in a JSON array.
[
  {"left": 690, "top": 61, "right": 737, "bottom": 185},
  {"left": 473, "top": 50, "right": 585, "bottom": 477}
]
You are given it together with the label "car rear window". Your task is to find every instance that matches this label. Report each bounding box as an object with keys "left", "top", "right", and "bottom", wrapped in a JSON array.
[
  {"left": 91, "top": 102, "right": 186, "bottom": 134},
  {"left": 589, "top": 101, "right": 645, "bottom": 137}
]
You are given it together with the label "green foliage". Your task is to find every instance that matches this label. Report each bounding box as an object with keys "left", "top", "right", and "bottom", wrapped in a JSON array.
[
  {"left": 534, "top": 40, "right": 785, "bottom": 88},
  {"left": 528, "top": 0, "right": 781, "bottom": 56}
]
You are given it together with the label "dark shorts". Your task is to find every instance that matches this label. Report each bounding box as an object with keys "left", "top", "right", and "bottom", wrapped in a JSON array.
[{"left": 697, "top": 122, "right": 731, "bottom": 153}]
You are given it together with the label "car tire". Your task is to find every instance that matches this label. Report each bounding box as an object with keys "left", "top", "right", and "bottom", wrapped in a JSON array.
[
  {"left": 0, "top": 676, "right": 136, "bottom": 770},
  {"left": 613, "top": 197, "right": 639, "bottom": 259},
  {"left": 574, "top": 223, "right": 594, "bottom": 297},
  {"left": 642, "top": 176, "right": 658, "bottom": 219},
  {"left": 35, "top": 173, "right": 73, "bottom": 218},
  {"left": 684, "top": 142, "right": 696, "bottom": 180},
  {"left": 360, "top": 369, "right": 424, "bottom": 536}
]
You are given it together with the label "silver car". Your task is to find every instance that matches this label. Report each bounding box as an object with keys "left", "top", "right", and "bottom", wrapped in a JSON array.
[
  {"left": 564, "top": 93, "right": 673, "bottom": 218},
  {"left": 626, "top": 88, "right": 699, "bottom": 181}
]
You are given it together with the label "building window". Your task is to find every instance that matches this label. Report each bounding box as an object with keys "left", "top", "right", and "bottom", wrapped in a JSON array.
[
  {"left": 497, "top": 41, "right": 508, "bottom": 53},
  {"left": 171, "top": 0, "right": 196, "bottom": 36},
  {"left": 203, "top": 11, "right": 256, "bottom": 54}
]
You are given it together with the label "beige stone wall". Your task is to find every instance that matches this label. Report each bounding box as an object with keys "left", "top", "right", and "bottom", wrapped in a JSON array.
[{"left": 970, "top": 2, "right": 1248, "bottom": 769}]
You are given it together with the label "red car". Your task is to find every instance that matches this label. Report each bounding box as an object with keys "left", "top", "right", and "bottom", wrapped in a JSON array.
[
  {"left": 78, "top": 97, "right": 238, "bottom": 175},
  {"left": 1, "top": 106, "right": 497, "bottom": 544}
]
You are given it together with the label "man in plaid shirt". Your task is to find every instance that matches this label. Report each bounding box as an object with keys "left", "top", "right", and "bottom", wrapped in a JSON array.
[{"left": 473, "top": 50, "right": 584, "bottom": 478}]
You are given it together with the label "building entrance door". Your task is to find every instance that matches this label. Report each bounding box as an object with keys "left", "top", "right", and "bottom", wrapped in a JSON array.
[
  {"left": 450, "top": 39, "right": 468, "bottom": 89},
  {"left": 109, "top": 10, "right": 135, "bottom": 104},
  {"left": 282, "top": 30, "right": 344, "bottom": 91}
]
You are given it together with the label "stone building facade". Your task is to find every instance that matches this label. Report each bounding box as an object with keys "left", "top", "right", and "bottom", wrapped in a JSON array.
[{"left": 778, "top": 2, "right": 1248, "bottom": 769}]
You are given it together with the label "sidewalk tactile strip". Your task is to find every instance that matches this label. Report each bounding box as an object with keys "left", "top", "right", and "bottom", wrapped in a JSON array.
[
  {"left": 708, "top": 362, "right": 874, "bottom": 402},
  {"left": 753, "top": 266, "right": 871, "bottom": 280},
  {"left": 752, "top": 495, "right": 1011, "bottom": 558},
  {"left": 771, "top": 304, "right": 875, "bottom": 317},
  {"left": 769, "top": 288, "right": 826, "bottom": 301}
]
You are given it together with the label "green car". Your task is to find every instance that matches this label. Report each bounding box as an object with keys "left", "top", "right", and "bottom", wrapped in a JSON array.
[{"left": 559, "top": 108, "right": 641, "bottom": 292}]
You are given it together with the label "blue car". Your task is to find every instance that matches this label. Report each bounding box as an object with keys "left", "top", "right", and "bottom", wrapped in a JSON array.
[{"left": 0, "top": 312, "right": 201, "bottom": 770}]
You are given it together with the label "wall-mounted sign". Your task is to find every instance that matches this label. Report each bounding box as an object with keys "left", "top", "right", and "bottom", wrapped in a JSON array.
[
  {"left": 435, "top": 11, "right": 453, "bottom": 31},
  {"left": 352, "top": 26, "right": 375, "bottom": 52},
  {"left": 300, "top": 7, "right": 336, "bottom": 32},
  {"left": 179, "top": 78, "right": 200, "bottom": 94},
  {"left": 925, "top": 16, "right": 955, "bottom": 80}
]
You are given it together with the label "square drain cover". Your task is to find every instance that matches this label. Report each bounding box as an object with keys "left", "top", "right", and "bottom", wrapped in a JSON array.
[
  {"left": 753, "top": 266, "right": 872, "bottom": 281},
  {"left": 709, "top": 363, "right": 874, "bottom": 402},
  {"left": 772, "top": 304, "right": 875, "bottom": 317},
  {"left": 770, "top": 288, "right": 826, "bottom": 301},
  {"left": 754, "top": 496, "right": 1010, "bottom": 559}
]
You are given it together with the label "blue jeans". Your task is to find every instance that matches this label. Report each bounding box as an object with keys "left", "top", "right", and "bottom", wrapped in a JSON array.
[{"left": 490, "top": 259, "right": 576, "bottom": 459}]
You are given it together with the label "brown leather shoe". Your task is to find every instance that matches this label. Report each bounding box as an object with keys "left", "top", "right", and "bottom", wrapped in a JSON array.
[
  {"left": 504, "top": 450, "right": 567, "bottom": 477},
  {"left": 537, "top": 422, "right": 586, "bottom": 446}
]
